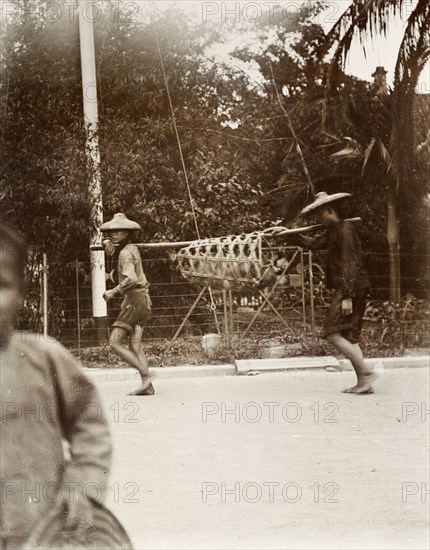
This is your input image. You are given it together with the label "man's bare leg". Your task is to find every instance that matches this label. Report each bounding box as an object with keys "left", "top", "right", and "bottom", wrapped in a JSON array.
[
  {"left": 129, "top": 325, "right": 154, "bottom": 396},
  {"left": 109, "top": 327, "right": 153, "bottom": 393},
  {"left": 327, "top": 332, "right": 380, "bottom": 394}
]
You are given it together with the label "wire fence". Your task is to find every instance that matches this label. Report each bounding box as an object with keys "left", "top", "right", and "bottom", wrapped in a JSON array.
[{"left": 17, "top": 248, "right": 430, "bottom": 358}]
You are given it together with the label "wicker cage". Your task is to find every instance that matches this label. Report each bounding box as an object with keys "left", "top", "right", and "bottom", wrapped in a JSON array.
[{"left": 175, "top": 232, "right": 277, "bottom": 290}]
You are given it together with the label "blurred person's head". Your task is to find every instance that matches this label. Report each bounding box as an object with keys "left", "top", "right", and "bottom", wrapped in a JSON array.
[{"left": 0, "top": 224, "right": 26, "bottom": 346}]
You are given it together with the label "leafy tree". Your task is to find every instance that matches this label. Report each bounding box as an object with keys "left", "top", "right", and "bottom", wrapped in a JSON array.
[
  {"left": 322, "top": 0, "right": 430, "bottom": 301},
  {"left": 0, "top": 1, "right": 270, "bottom": 335},
  {"left": 231, "top": 0, "right": 373, "bottom": 223}
]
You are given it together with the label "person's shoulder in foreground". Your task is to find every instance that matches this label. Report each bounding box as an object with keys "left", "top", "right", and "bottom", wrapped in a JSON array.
[{"left": 0, "top": 222, "right": 112, "bottom": 543}]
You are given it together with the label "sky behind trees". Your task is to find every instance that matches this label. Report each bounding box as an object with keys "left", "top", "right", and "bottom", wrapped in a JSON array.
[{"left": 143, "top": 0, "right": 430, "bottom": 91}]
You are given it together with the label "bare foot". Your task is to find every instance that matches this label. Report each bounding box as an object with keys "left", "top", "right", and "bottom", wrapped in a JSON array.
[
  {"left": 127, "top": 376, "right": 154, "bottom": 396},
  {"left": 363, "top": 370, "right": 381, "bottom": 386},
  {"left": 342, "top": 370, "right": 381, "bottom": 394},
  {"left": 342, "top": 385, "right": 374, "bottom": 394},
  {"left": 140, "top": 383, "right": 155, "bottom": 396}
]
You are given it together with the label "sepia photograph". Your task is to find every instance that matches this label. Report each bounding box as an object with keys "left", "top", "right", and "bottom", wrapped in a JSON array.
[{"left": 0, "top": 1, "right": 429, "bottom": 548}]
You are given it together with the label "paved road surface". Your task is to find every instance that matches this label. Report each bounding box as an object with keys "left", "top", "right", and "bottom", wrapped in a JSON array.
[{"left": 96, "top": 368, "right": 429, "bottom": 550}]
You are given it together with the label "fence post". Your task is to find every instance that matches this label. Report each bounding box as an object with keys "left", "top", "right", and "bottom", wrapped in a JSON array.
[
  {"left": 308, "top": 251, "right": 315, "bottom": 336},
  {"left": 222, "top": 289, "right": 229, "bottom": 344},
  {"left": 42, "top": 253, "right": 48, "bottom": 339},
  {"left": 75, "top": 260, "right": 81, "bottom": 360},
  {"left": 300, "top": 249, "right": 306, "bottom": 332},
  {"left": 228, "top": 290, "right": 234, "bottom": 338}
]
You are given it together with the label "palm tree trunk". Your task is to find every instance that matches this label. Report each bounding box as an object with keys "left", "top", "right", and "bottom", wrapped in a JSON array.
[{"left": 387, "top": 190, "right": 401, "bottom": 302}]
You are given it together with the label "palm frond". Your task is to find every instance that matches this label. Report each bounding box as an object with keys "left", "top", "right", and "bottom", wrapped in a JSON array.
[
  {"left": 265, "top": 179, "right": 314, "bottom": 222},
  {"left": 378, "top": 138, "right": 392, "bottom": 171},
  {"left": 331, "top": 137, "right": 363, "bottom": 159},
  {"left": 362, "top": 137, "right": 392, "bottom": 176},
  {"left": 394, "top": 0, "right": 430, "bottom": 94},
  {"left": 362, "top": 137, "right": 378, "bottom": 175},
  {"left": 324, "top": 0, "right": 411, "bottom": 91}
]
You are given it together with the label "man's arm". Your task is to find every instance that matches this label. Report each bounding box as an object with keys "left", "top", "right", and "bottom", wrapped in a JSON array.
[
  {"left": 47, "top": 340, "right": 112, "bottom": 525},
  {"left": 104, "top": 245, "right": 140, "bottom": 301},
  {"left": 340, "top": 222, "right": 362, "bottom": 295},
  {"left": 289, "top": 232, "right": 327, "bottom": 250},
  {"left": 102, "top": 238, "right": 116, "bottom": 257},
  {"left": 339, "top": 222, "right": 362, "bottom": 313}
]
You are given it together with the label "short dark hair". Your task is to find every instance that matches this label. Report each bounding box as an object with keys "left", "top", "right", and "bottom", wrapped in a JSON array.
[{"left": 0, "top": 223, "right": 27, "bottom": 280}]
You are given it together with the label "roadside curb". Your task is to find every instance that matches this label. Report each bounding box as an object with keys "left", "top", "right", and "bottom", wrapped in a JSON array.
[
  {"left": 338, "top": 356, "right": 429, "bottom": 371},
  {"left": 84, "top": 364, "right": 236, "bottom": 382},
  {"left": 84, "top": 355, "right": 429, "bottom": 382}
]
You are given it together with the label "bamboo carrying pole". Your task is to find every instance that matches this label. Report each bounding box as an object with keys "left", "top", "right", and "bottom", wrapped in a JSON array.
[{"left": 89, "top": 218, "right": 362, "bottom": 251}]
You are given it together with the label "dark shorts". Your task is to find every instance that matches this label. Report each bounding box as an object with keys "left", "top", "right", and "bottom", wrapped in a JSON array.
[
  {"left": 324, "top": 288, "right": 369, "bottom": 344},
  {"left": 112, "top": 292, "right": 151, "bottom": 334}
]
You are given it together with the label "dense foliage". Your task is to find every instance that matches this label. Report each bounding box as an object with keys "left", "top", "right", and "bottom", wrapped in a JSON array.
[{"left": 1, "top": 0, "right": 428, "bottom": 339}]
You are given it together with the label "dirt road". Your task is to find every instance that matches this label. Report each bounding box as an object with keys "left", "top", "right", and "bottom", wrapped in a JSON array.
[{"left": 97, "top": 367, "right": 429, "bottom": 549}]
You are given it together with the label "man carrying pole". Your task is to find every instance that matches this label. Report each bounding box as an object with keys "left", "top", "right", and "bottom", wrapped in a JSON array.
[
  {"left": 101, "top": 213, "right": 155, "bottom": 396},
  {"left": 297, "top": 192, "right": 381, "bottom": 394}
]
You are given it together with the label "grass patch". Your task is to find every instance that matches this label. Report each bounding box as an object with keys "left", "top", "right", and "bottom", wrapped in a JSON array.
[{"left": 73, "top": 316, "right": 429, "bottom": 369}]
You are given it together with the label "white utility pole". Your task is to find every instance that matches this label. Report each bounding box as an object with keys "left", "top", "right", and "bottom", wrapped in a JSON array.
[{"left": 78, "top": 0, "right": 108, "bottom": 341}]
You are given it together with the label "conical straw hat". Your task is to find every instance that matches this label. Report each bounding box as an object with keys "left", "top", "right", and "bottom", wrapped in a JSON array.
[
  {"left": 100, "top": 213, "right": 141, "bottom": 232},
  {"left": 300, "top": 192, "right": 352, "bottom": 215}
]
